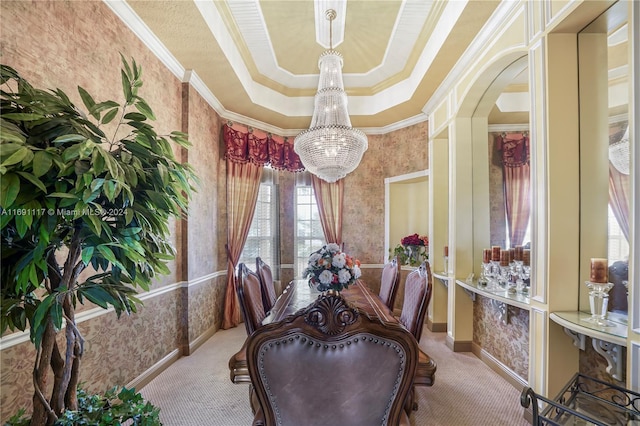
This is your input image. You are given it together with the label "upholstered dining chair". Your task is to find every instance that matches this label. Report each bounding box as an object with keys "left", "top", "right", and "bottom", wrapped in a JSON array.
[
  {"left": 237, "top": 262, "right": 267, "bottom": 336},
  {"left": 399, "top": 262, "right": 433, "bottom": 342},
  {"left": 246, "top": 291, "right": 417, "bottom": 426},
  {"left": 398, "top": 261, "right": 437, "bottom": 412},
  {"left": 379, "top": 256, "right": 400, "bottom": 311},
  {"left": 256, "top": 257, "right": 277, "bottom": 313}
]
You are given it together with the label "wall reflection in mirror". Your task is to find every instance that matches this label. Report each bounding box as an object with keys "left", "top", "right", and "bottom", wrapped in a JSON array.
[
  {"left": 579, "top": 0, "right": 629, "bottom": 315},
  {"left": 472, "top": 54, "right": 532, "bottom": 286}
]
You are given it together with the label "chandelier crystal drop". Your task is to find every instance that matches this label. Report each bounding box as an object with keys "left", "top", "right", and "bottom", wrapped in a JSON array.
[{"left": 294, "top": 10, "right": 368, "bottom": 183}]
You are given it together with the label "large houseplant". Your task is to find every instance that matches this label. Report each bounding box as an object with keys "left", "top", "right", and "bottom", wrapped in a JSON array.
[{"left": 0, "top": 57, "right": 196, "bottom": 425}]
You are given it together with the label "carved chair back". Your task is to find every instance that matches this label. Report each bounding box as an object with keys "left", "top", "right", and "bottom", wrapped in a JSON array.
[
  {"left": 256, "top": 257, "right": 277, "bottom": 313},
  {"left": 237, "top": 263, "right": 267, "bottom": 336},
  {"left": 247, "top": 292, "right": 417, "bottom": 426},
  {"left": 379, "top": 256, "right": 400, "bottom": 311},
  {"left": 399, "top": 262, "right": 433, "bottom": 342}
]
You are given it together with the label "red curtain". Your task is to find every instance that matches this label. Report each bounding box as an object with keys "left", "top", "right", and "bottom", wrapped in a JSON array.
[
  {"left": 311, "top": 174, "right": 344, "bottom": 245},
  {"left": 222, "top": 122, "right": 304, "bottom": 329},
  {"left": 223, "top": 123, "right": 304, "bottom": 172},
  {"left": 222, "top": 160, "right": 263, "bottom": 329},
  {"left": 497, "top": 133, "right": 531, "bottom": 247}
]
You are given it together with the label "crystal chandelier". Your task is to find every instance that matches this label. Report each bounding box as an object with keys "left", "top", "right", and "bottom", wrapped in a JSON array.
[
  {"left": 294, "top": 9, "right": 368, "bottom": 183},
  {"left": 609, "top": 125, "right": 629, "bottom": 175}
]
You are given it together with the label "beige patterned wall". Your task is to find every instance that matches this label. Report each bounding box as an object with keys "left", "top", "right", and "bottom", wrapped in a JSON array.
[
  {"left": 0, "top": 0, "right": 536, "bottom": 419},
  {"left": 473, "top": 295, "right": 529, "bottom": 381},
  {"left": 0, "top": 1, "right": 227, "bottom": 421},
  {"left": 344, "top": 123, "right": 429, "bottom": 264}
]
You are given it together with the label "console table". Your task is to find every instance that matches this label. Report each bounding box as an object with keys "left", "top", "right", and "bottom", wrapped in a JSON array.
[{"left": 550, "top": 311, "right": 627, "bottom": 381}]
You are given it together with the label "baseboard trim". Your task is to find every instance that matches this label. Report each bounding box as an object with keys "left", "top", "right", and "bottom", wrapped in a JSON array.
[
  {"left": 188, "top": 324, "right": 218, "bottom": 355},
  {"left": 471, "top": 342, "right": 528, "bottom": 391},
  {"left": 445, "top": 334, "right": 472, "bottom": 352},
  {"left": 427, "top": 319, "right": 447, "bottom": 333},
  {"left": 126, "top": 348, "right": 181, "bottom": 391}
]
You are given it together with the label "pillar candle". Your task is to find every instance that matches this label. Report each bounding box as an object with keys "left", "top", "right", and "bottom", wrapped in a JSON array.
[
  {"left": 491, "top": 246, "right": 501, "bottom": 262},
  {"left": 483, "top": 248, "right": 491, "bottom": 264},
  {"left": 590, "top": 258, "right": 608, "bottom": 283},
  {"left": 500, "top": 250, "right": 509, "bottom": 266},
  {"left": 523, "top": 249, "right": 530, "bottom": 266},
  {"left": 514, "top": 246, "right": 523, "bottom": 261},
  {"left": 444, "top": 246, "right": 448, "bottom": 257},
  {"left": 509, "top": 248, "right": 515, "bottom": 263}
]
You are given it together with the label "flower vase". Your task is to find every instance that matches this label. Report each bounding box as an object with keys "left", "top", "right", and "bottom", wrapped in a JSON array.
[
  {"left": 584, "top": 281, "right": 614, "bottom": 326},
  {"left": 405, "top": 245, "right": 421, "bottom": 266}
]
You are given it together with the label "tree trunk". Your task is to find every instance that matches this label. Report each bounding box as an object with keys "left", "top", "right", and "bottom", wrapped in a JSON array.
[{"left": 30, "top": 321, "right": 57, "bottom": 426}]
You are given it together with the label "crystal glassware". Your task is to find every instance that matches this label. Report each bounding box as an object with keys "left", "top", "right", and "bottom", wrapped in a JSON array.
[{"left": 584, "top": 281, "right": 614, "bottom": 326}]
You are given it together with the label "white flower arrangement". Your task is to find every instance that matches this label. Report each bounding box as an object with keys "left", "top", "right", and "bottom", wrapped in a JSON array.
[{"left": 303, "top": 243, "right": 362, "bottom": 292}]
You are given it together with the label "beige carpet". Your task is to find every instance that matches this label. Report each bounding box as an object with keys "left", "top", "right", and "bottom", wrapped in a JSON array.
[{"left": 140, "top": 326, "right": 530, "bottom": 426}]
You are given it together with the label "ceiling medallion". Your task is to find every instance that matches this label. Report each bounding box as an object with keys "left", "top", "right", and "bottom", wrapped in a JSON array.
[{"left": 294, "top": 9, "right": 368, "bottom": 183}]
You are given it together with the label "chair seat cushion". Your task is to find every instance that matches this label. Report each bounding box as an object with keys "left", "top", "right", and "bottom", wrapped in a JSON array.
[{"left": 414, "top": 348, "right": 437, "bottom": 386}]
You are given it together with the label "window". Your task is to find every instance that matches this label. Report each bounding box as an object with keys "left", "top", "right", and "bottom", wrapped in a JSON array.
[
  {"left": 238, "top": 169, "right": 279, "bottom": 277},
  {"left": 295, "top": 176, "right": 324, "bottom": 278},
  {"left": 608, "top": 205, "right": 629, "bottom": 262}
]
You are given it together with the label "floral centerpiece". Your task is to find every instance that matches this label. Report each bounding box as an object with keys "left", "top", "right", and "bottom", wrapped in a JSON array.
[
  {"left": 390, "top": 233, "right": 429, "bottom": 266},
  {"left": 303, "top": 243, "right": 362, "bottom": 292}
]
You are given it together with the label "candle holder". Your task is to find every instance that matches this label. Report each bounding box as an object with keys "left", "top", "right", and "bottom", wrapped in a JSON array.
[{"left": 584, "top": 281, "right": 615, "bottom": 326}]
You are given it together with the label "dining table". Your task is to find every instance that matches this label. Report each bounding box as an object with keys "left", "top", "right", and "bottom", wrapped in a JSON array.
[{"left": 228, "top": 279, "right": 436, "bottom": 394}]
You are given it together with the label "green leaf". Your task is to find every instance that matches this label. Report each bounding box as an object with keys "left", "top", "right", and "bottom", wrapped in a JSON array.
[
  {"left": 101, "top": 107, "right": 119, "bottom": 125},
  {"left": 83, "top": 214, "right": 102, "bottom": 236},
  {"left": 52, "top": 134, "right": 86, "bottom": 144},
  {"left": 104, "top": 179, "right": 116, "bottom": 201},
  {"left": 0, "top": 143, "right": 25, "bottom": 158},
  {"left": 78, "top": 86, "right": 96, "bottom": 114},
  {"left": 81, "top": 246, "right": 94, "bottom": 266},
  {"left": 135, "top": 100, "right": 156, "bottom": 120},
  {"left": 121, "top": 70, "right": 133, "bottom": 104},
  {"left": 50, "top": 301, "right": 63, "bottom": 331},
  {"left": 48, "top": 192, "right": 78, "bottom": 199},
  {"left": 80, "top": 285, "right": 113, "bottom": 309},
  {"left": 0, "top": 146, "right": 29, "bottom": 167},
  {"left": 31, "top": 296, "right": 55, "bottom": 347},
  {"left": 0, "top": 173, "right": 19, "bottom": 207},
  {"left": 97, "top": 244, "right": 117, "bottom": 264},
  {"left": 124, "top": 112, "right": 146, "bottom": 122},
  {"left": 32, "top": 151, "right": 53, "bottom": 177},
  {"left": 157, "top": 163, "right": 168, "bottom": 186},
  {"left": 1, "top": 113, "right": 44, "bottom": 121},
  {"left": 16, "top": 171, "right": 47, "bottom": 192}
]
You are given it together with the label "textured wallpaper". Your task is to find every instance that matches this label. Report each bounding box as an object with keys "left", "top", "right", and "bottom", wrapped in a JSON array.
[
  {"left": 0, "top": 1, "right": 227, "bottom": 421},
  {"left": 473, "top": 295, "right": 529, "bottom": 381}
]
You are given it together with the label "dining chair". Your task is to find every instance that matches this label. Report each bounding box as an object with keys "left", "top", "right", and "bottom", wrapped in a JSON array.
[
  {"left": 256, "top": 257, "right": 277, "bottom": 313},
  {"left": 398, "top": 261, "right": 437, "bottom": 412},
  {"left": 246, "top": 291, "right": 417, "bottom": 426},
  {"left": 379, "top": 256, "right": 400, "bottom": 311},
  {"left": 399, "top": 261, "right": 433, "bottom": 342},
  {"left": 236, "top": 262, "right": 267, "bottom": 336}
]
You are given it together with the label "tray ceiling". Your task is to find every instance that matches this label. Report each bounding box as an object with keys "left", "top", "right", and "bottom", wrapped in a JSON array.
[{"left": 109, "top": 0, "right": 505, "bottom": 134}]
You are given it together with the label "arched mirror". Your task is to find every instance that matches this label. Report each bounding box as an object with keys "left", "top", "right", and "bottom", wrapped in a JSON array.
[
  {"left": 578, "top": 0, "right": 630, "bottom": 317},
  {"left": 471, "top": 55, "right": 531, "bottom": 285}
]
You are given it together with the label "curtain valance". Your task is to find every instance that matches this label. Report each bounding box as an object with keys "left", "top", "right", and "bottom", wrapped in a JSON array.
[
  {"left": 497, "top": 132, "right": 529, "bottom": 167},
  {"left": 223, "top": 122, "right": 305, "bottom": 172}
]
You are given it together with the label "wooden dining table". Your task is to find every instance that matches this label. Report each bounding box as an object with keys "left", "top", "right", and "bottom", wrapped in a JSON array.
[
  {"left": 228, "top": 279, "right": 436, "bottom": 394},
  {"left": 263, "top": 279, "right": 397, "bottom": 325}
]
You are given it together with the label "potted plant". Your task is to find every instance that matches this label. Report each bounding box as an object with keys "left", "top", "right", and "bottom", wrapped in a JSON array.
[
  {"left": 389, "top": 233, "right": 429, "bottom": 266},
  {"left": 0, "top": 56, "right": 196, "bottom": 425}
]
